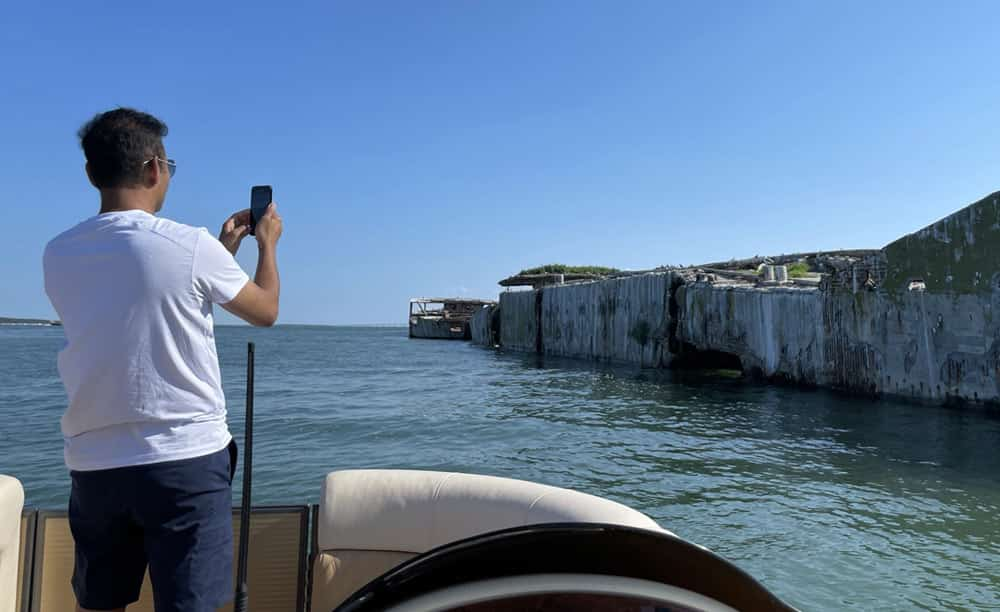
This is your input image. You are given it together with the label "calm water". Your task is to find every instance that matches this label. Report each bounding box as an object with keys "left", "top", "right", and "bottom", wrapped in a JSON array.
[{"left": 2, "top": 325, "right": 999, "bottom": 610}]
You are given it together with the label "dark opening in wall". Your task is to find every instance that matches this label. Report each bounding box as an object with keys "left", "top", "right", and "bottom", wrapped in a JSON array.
[
  {"left": 666, "top": 276, "right": 683, "bottom": 354},
  {"left": 671, "top": 342, "right": 743, "bottom": 371},
  {"left": 490, "top": 307, "right": 502, "bottom": 347}
]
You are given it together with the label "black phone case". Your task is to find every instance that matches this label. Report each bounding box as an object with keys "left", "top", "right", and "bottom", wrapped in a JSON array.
[{"left": 249, "top": 186, "right": 271, "bottom": 236}]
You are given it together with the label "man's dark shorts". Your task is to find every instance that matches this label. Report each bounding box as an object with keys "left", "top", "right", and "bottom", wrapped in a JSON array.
[{"left": 69, "top": 441, "right": 237, "bottom": 611}]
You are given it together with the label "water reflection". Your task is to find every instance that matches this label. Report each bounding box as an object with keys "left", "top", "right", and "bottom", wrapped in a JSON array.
[
  {"left": 487, "top": 350, "right": 1000, "bottom": 610},
  {"left": 503, "top": 351, "right": 1000, "bottom": 480}
]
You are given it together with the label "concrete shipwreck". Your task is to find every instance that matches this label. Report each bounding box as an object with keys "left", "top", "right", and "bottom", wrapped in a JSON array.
[
  {"left": 410, "top": 298, "right": 496, "bottom": 340},
  {"left": 471, "top": 192, "right": 1000, "bottom": 406}
]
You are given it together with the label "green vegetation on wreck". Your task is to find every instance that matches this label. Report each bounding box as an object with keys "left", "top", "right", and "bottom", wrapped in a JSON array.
[
  {"left": 741, "top": 262, "right": 809, "bottom": 277},
  {"left": 519, "top": 264, "right": 621, "bottom": 276},
  {"left": 787, "top": 262, "right": 810, "bottom": 278}
]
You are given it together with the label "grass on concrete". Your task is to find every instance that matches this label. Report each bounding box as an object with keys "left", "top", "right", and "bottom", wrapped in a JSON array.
[
  {"left": 518, "top": 264, "right": 621, "bottom": 276},
  {"left": 787, "top": 262, "right": 810, "bottom": 278}
]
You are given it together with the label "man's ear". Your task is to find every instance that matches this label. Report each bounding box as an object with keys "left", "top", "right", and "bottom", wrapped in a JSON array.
[
  {"left": 85, "top": 162, "right": 98, "bottom": 188},
  {"left": 143, "top": 157, "right": 161, "bottom": 188}
]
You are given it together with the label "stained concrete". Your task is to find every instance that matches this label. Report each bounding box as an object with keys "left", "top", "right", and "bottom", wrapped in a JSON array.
[
  {"left": 677, "top": 283, "right": 826, "bottom": 383},
  {"left": 471, "top": 191, "right": 1000, "bottom": 407},
  {"left": 676, "top": 282, "right": 1000, "bottom": 404},
  {"left": 409, "top": 317, "right": 467, "bottom": 340},
  {"left": 826, "top": 291, "right": 1000, "bottom": 402},
  {"left": 498, "top": 290, "right": 538, "bottom": 352},
  {"left": 470, "top": 304, "right": 497, "bottom": 346},
  {"left": 540, "top": 272, "right": 677, "bottom": 367},
  {"left": 883, "top": 191, "right": 1000, "bottom": 294}
]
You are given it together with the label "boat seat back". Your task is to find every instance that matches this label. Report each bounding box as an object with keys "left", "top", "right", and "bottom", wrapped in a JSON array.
[
  {"left": 27, "top": 507, "right": 308, "bottom": 612},
  {"left": 310, "top": 469, "right": 665, "bottom": 611},
  {"left": 0, "top": 476, "right": 24, "bottom": 612}
]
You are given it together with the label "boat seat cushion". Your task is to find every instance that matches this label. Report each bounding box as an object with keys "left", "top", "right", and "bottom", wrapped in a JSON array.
[
  {"left": 317, "top": 469, "right": 665, "bottom": 554},
  {"left": 311, "top": 469, "right": 666, "bottom": 610},
  {"left": 0, "top": 475, "right": 24, "bottom": 612}
]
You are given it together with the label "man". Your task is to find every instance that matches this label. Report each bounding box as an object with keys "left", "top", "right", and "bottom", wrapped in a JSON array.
[{"left": 43, "top": 107, "right": 283, "bottom": 611}]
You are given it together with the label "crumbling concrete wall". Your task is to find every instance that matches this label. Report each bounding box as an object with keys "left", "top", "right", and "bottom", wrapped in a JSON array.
[
  {"left": 490, "top": 273, "right": 1000, "bottom": 405},
  {"left": 541, "top": 273, "right": 676, "bottom": 367},
  {"left": 677, "top": 283, "right": 827, "bottom": 383},
  {"left": 826, "top": 291, "right": 1000, "bottom": 403},
  {"left": 677, "top": 282, "right": 1000, "bottom": 404},
  {"left": 409, "top": 318, "right": 461, "bottom": 340},
  {"left": 470, "top": 304, "right": 495, "bottom": 346},
  {"left": 480, "top": 192, "right": 1000, "bottom": 407},
  {"left": 499, "top": 290, "right": 537, "bottom": 352}
]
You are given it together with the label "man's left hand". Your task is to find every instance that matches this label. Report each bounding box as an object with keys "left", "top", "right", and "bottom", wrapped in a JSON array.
[{"left": 219, "top": 209, "right": 251, "bottom": 256}]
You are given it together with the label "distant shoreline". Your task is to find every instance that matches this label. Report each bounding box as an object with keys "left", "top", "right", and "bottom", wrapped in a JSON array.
[{"left": 0, "top": 317, "right": 61, "bottom": 326}]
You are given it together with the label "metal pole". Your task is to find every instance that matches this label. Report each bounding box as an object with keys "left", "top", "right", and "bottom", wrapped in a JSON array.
[{"left": 234, "top": 342, "right": 255, "bottom": 611}]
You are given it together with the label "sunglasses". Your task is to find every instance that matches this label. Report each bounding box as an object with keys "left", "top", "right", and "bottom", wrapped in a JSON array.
[{"left": 143, "top": 156, "right": 177, "bottom": 178}]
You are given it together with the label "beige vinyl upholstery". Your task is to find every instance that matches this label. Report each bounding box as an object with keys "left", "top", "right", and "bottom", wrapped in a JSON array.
[
  {"left": 310, "top": 469, "right": 666, "bottom": 611},
  {"left": 311, "top": 549, "right": 417, "bottom": 612},
  {"left": 30, "top": 507, "right": 307, "bottom": 612},
  {"left": 0, "top": 476, "right": 25, "bottom": 612},
  {"left": 17, "top": 513, "right": 36, "bottom": 612}
]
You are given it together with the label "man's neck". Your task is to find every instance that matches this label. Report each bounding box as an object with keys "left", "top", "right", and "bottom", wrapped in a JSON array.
[{"left": 98, "top": 189, "right": 158, "bottom": 215}]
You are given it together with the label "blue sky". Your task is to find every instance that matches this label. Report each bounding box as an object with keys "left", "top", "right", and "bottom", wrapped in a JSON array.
[{"left": 4, "top": 1, "right": 1000, "bottom": 324}]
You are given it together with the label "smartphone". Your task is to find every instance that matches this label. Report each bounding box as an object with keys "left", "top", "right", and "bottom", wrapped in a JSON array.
[{"left": 249, "top": 185, "right": 272, "bottom": 236}]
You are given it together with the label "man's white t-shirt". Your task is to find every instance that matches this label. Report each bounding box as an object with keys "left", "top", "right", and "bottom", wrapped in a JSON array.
[{"left": 43, "top": 209, "right": 250, "bottom": 471}]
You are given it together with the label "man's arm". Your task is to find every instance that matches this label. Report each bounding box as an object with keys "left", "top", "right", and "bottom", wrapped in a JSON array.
[{"left": 220, "top": 204, "right": 283, "bottom": 327}]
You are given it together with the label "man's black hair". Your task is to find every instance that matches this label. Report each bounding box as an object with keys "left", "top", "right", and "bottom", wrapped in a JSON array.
[{"left": 78, "top": 108, "right": 168, "bottom": 189}]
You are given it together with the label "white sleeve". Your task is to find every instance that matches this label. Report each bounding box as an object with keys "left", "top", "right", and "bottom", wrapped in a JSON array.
[{"left": 193, "top": 229, "right": 250, "bottom": 304}]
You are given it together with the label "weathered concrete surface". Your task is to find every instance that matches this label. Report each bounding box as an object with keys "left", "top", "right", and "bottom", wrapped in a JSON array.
[
  {"left": 480, "top": 192, "right": 1000, "bottom": 407},
  {"left": 678, "top": 282, "right": 1000, "bottom": 404},
  {"left": 499, "top": 290, "right": 538, "bottom": 352},
  {"left": 541, "top": 273, "right": 677, "bottom": 367},
  {"left": 470, "top": 304, "right": 496, "bottom": 346},
  {"left": 490, "top": 270, "right": 1000, "bottom": 405},
  {"left": 826, "top": 291, "right": 1000, "bottom": 403},
  {"left": 677, "top": 283, "right": 826, "bottom": 382},
  {"left": 409, "top": 317, "right": 467, "bottom": 340},
  {"left": 883, "top": 191, "right": 1000, "bottom": 294}
]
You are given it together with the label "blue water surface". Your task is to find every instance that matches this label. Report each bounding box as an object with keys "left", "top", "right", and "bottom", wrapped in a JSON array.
[{"left": 2, "top": 325, "right": 998, "bottom": 610}]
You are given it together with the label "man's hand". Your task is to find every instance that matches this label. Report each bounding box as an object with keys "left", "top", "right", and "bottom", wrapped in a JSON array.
[
  {"left": 219, "top": 209, "right": 252, "bottom": 256},
  {"left": 254, "top": 203, "right": 282, "bottom": 250},
  {"left": 221, "top": 202, "right": 282, "bottom": 327}
]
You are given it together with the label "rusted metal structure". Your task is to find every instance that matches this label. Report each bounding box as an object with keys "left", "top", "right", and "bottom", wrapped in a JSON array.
[{"left": 408, "top": 298, "right": 496, "bottom": 340}]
